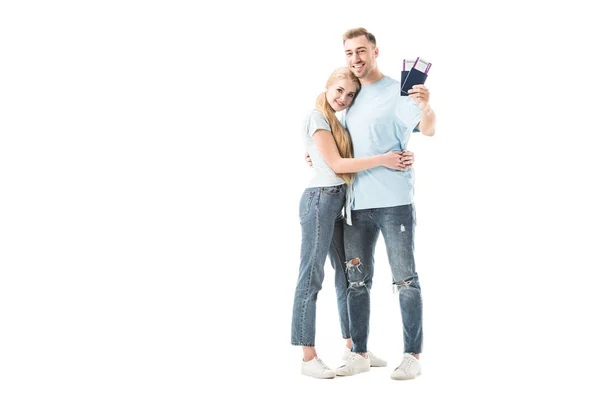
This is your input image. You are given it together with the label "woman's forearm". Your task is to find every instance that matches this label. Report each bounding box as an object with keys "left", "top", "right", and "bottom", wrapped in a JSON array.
[{"left": 330, "top": 155, "right": 383, "bottom": 173}]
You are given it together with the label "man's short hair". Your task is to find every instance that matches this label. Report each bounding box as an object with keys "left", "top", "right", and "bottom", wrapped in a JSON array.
[{"left": 343, "top": 28, "right": 376, "bottom": 46}]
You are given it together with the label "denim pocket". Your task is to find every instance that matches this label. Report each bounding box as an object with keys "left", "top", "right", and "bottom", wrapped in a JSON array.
[
  {"left": 321, "top": 185, "right": 345, "bottom": 196},
  {"left": 299, "top": 190, "right": 317, "bottom": 220}
]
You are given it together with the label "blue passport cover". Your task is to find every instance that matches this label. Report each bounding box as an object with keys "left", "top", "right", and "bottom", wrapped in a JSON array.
[{"left": 401, "top": 68, "right": 428, "bottom": 96}]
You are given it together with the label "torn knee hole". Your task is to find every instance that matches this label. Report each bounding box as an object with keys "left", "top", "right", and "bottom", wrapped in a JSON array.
[
  {"left": 345, "top": 257, "right": 361, "bottom": 269},
  {"left": 349, "top": 281, "right": 365, "bottom": 288},
  {"left": 393, "top": 280, "right": 413, "bottom": 292}
]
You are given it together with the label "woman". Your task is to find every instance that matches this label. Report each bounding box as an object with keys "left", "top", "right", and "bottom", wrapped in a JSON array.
[{"left": 291, "top": 67, "right": 409, "bottom": 378}]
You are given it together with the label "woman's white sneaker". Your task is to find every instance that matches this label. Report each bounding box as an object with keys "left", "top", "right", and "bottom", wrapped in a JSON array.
[
  {"left": 343, "top": 347, "right": 387, "bottom": 367},
  {"left": 390, "top": 353, "right": 422, "bottom": 380},
  {"left": 301, "top": 357, "right": 336, "bottom": 379},
  {"left": 336, "top": 352, "right": 370, "bottom": 376}
]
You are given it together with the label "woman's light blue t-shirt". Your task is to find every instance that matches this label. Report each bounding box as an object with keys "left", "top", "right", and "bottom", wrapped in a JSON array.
[{"left": 303, "top": 109, "right": 345, "bottom": 188}]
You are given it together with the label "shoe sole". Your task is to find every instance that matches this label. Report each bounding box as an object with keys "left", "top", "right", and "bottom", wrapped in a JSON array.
[
  {"left": 302, "top": 373, "right": 335, "bottom": 379},
  {"left": 335, "top": 367, "right": 370, "bottom": 377},
  {"left": 390, "top": 371, "right": 422, "bottom": 380}
]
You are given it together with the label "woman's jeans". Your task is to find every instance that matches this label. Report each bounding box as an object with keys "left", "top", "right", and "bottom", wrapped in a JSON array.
[{"left": 291, "top": 185, "right": 350, "bottom": 347}]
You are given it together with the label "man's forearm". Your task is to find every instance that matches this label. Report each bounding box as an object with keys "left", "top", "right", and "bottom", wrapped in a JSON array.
[{"left": 419, "top": 106, "right": 436, "bottom": 136}]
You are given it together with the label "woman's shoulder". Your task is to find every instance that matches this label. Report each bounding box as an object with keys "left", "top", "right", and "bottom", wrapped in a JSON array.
[
  {"left": 304, "top": 108, "right": 331, "bottom": 135},
  {"left": 305, "top": 108, "right": 325, "bottom": 119},
  {"left": 304, "top": 108, "right": 329, "bottom": 125}
]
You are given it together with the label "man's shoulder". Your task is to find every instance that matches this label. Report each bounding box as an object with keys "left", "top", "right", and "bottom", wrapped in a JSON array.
[
  {"left": 383, "top": 75, "right": 401, "bottom": 85},
  {"left": 375, "top": 76, "right": 401, "bottom": 96}
]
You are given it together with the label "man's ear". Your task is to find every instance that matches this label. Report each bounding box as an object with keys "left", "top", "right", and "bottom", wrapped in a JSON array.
[{"left": 374, "top": 47, "right": 379, "bottom": 58}]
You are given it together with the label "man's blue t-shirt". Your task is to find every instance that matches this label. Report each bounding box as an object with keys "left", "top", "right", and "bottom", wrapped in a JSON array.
[{"left": 342, "top": 76, "right": 422, "bottom": 210}]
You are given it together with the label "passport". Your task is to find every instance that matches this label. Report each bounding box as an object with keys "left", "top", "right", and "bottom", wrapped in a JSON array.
[{"left": 401, "top": 57, "right": 431, "bottom": 96}]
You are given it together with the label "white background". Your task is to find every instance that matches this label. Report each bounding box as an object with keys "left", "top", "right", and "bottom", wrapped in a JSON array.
[{"left": 1, "top": 1, "right": 599, "bottom": 399}]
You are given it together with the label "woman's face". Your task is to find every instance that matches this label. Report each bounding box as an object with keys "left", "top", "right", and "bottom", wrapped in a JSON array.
[{"left": 326, "top": 78, "right": 358, "bottom": 112}]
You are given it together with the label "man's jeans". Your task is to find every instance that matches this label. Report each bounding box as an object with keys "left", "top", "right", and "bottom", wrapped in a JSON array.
[
  {"left": 344, "top": 204, "right": 423, "bottom": 354},
  {"left": 291, "top": 185, "right": 350, "bottom": 346}
]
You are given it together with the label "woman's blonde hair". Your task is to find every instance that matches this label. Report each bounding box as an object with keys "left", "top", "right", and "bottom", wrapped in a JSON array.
[{"left": 315, "top": 67, "right": 360, "bottom": 185}]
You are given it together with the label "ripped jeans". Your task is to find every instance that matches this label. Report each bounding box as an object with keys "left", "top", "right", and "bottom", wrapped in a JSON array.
[
  {"left": 291, "top": 185, "right": 350, "bottom": 347},
  {"left": 344, "top": 204, "right": 423, "bottom": 354}
]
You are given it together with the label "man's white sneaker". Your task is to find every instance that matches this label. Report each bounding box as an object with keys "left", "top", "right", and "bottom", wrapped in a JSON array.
[
  {"left": 336, "top": 352, "right": 370, "bottom": 376},
  {"left": 390, "top": 353, "right": 422, "bottom": 380},
  {"left": 301, "top": 357, "right": 336, "bottom": 379},
  {"left": 343, "top": 347, "right": 387, "bottom": 367}
]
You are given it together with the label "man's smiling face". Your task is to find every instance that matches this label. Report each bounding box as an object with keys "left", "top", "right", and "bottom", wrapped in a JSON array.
[{"left": 344, "top": 35, "right": 378, "bottom": 79}]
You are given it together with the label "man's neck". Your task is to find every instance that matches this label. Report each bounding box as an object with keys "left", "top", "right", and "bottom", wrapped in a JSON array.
[{"left": 359, "top": 69, "right": 385, "bottom": 86}]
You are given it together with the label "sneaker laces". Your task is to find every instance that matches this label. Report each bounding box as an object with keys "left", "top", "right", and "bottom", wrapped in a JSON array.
[
  {"left": 314, "top": 357, "right": 331, "bottom": 372},
  {"left": 339, "top": 353, "right": 360, "bottom": 370},
  {"left": 396, "top": 354, "right": 415, "bottom": 372}
]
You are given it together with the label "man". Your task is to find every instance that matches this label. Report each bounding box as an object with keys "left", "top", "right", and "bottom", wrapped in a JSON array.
[{"left": 309, "top": 27, "right": 436, "bottom": 380}]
